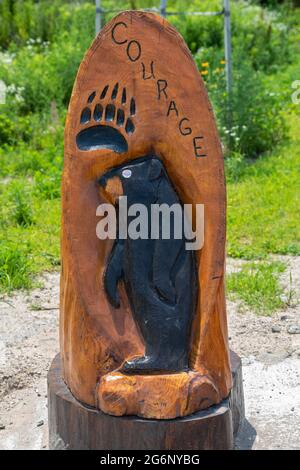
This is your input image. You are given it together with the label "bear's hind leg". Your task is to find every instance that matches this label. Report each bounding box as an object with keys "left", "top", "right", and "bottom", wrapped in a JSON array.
[{"left": 121, "top": 322, "right": 189, "bottom": 374}]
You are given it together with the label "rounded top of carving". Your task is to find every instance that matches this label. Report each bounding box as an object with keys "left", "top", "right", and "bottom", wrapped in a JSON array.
[{"left": 76, "top": 125, "right": 128, "bottom": 154}]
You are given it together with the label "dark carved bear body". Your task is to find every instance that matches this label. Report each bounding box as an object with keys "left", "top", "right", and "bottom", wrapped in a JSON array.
[{"left": 99, "top": 156, "right": 198, "bottom": 373}]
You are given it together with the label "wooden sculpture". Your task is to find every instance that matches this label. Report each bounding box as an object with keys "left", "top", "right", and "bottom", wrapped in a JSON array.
[{"left": 60, "top": 10, "right": 232, "bottom": 421}]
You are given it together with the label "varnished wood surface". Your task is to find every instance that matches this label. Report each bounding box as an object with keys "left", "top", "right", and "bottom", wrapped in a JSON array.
[
  {"left": 61, "top": 10, "right": 231, "bottom": 416},
  {"left": 98, "top": 369, "right": 220, "bottom": 419},
  {"left": 48, "top": 353, "right": 244, "bottom": 450}
]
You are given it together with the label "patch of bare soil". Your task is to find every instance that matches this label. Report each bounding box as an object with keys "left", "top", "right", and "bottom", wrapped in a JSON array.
[
  {"left": 227, "top": 256, "right": 300, "bottom": 450},
  {"left": 0, "top": 273, "right": 59, "bottom": 449},
  {"left": 227, "top": 256, "right": 300, "bottom": 361}
]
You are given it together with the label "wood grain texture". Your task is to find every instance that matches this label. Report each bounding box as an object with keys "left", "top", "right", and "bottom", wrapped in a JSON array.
[
  {"left": 48, "top": 353, "right": 244, "bottom": 450},
  {"left": 61, "top": 11, "right": 231, "bottom": 417},
  {"left": 98, "top": 370, "right": 220, "bottom": 419}
]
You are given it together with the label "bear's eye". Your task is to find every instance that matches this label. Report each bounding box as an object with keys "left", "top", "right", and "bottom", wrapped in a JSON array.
[{"left": 122, "top": 169, "right": 132, "bottom": 179}]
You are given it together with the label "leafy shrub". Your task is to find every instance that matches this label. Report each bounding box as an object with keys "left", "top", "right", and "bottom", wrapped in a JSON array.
[
  {"left": 0, "top": 34, "right": 89, "bottom": 114},
  {"left": 0, "top": 1, "right": 296, "bottom": 74},
  {"left": 231, "top": 2, "right": 294, "bottom": 73},
  {"left": 171, "top": 11, "right": 223, "bottom": 54},
  {"left": 227, "top": 61, "right": 286, "bottom": 157},
  {"left": 254, "top": 1, "right": 300, "bottom": 7},
  {"left": 0, "top": 0, "right": 94, "bottom": 48},
  {"left": 170, "top": 1, "right": 295, "bottom": 73},
  {"left": 34, "top": 169, "right": 61, "bottom": 200},
  {"left": 8, "top": 181, "right": 35, "bottom": 227},
  {"left": 197, "top": 49, "right": 287, "bottom": 159},
  {"left": 0, "top": 0, "right": 294, "bottom": 148},
  {"left": 0, "top": 110, "right": 33, "bottom": 145}
]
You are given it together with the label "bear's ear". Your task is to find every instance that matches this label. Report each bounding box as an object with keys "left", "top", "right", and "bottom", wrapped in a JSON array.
[{"left": 148, "top": 159, "right": 162, "bottom": 181}]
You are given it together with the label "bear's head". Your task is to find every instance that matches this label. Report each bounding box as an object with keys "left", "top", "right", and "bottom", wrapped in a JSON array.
[{"left": 99, "top": 156, "right": 164, "bottom": 205}]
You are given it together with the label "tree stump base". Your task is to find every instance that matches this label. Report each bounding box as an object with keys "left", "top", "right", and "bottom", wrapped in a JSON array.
[{"left": 48, "top": 351, "right": 244, "bottom": 450}]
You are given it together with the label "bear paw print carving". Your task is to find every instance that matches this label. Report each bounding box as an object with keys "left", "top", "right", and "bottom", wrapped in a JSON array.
[{"left": 76, "top": 83, "right": 136, "bottom": 154}]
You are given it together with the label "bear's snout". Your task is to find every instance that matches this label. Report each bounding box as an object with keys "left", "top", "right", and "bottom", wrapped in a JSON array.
[{"left": 99, "top": 175, "right": 123, "bottom": 205}]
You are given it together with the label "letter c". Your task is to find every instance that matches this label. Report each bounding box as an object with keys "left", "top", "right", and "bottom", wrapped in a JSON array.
[{"left": 112, "top": 22, "right": 128, "bottom": 45}]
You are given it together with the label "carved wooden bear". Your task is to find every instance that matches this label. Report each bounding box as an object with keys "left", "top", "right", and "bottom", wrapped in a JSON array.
[
  {"left": 60, "top": 11, "right": 232, "bottom": 419},
  {"left": 99, "top": 156, "right": 198, "bottom": 373}
]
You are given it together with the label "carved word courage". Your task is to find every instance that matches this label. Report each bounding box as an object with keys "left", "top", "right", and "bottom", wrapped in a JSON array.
[{"left": 111, "top": 21, "right": 207, "bottom": 159}]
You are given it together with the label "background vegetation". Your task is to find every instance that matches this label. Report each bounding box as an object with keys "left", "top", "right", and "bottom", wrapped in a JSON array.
[{"left": 0, "top": 0, "right": 299, "bottom": 313}]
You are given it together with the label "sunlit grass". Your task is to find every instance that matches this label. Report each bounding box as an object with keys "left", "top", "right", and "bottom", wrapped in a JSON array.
[
  {"left": 227, "top": 113, "right": 300, "bottom": 259},
  {"left": 227, "top": 260, "right": 288, "bottom": 315}
]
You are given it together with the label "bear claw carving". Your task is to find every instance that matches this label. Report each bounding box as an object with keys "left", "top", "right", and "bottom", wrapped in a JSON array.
[{"left": 76, "top": 83, "right": 136, "bottom": 153}]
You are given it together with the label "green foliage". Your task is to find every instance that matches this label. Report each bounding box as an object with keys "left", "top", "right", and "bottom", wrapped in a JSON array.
[
  {"left": 227, "top": 114, "right": 300, "bottom": 258},
  {"left": 9, "top": 181, "right": 35, "bottom": 227},
  {"left": 0, "top": 39, "right": 88, "bottom": 113},
  {"left": 0, "top": 0, "right": 299, "bottom": 295},
  {"left": 199, "top": 53, "right": 287, "bottom": 158},
  {"left": 231, "top": 2, "right": 295, "bottom": 73},
  {"left": 0, "top": 111, "right": 33, "bottom": 146},
  {"left": 0, "top": 0, "right": 296, "bottom": 159},
  {"left": 227, "top": 63, "right": 286, "bottom": 158},
  {"left": 227, "top": 260, "right": 287, "bottom": 314},
  {"left": 253, "top": 1, "right": 300, "bottom": 7},
  {"left": 0, "top": 241, "right": 33, "bottom": 292},
  {"left": 0, "top": 111, "right": 64, "bottom": 177},
  {"left": 0, "top": 189, "right": 61, "bottom": 293},
  {"left": 34, "top": 169, "right": 61, "bottom": 200},
  {"left": 0, "top": 0, "right": 94, "bottom": 48}
]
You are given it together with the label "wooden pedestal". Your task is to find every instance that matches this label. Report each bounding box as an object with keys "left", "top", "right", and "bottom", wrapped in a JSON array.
[{"left": 47, "top": 351, "right": 244, "bottom": 450}]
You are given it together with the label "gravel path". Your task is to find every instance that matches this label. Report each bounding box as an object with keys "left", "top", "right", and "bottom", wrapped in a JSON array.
[{"left": 0, "top": 256, "right": 299, "bottom": 450}]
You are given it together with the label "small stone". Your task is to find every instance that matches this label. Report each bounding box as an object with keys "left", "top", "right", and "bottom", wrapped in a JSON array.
[
  {"left": 280, "top": 315, "right": 288, "bottom": 321},
  {"left": 291, "top": 407, "right": 295, "bottom": 412},
  {"left": 242, "top": 356, "right": 255, "bottom": 365},
  {"left": 287, "top": 325, "right": 300, "bottom": 335},
  {"left": 0, "top": 424, "right": 5, "bottom": 430},
  {"left": 272, "top": 326, "right": 281, "bottom": 333},
  {"left": 37, "top": 420, "right": 44, "bottom": 427}
]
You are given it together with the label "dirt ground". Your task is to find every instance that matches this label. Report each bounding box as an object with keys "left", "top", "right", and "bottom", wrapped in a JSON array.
[{"left": 0, "top": 256, "right": 299, "bottom": 450}]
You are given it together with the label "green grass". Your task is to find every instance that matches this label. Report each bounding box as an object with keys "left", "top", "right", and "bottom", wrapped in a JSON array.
[
  {"left": 226, "top": 110, "right": 300, "bottom": 315},
  {"left": 227, "top": 260, "right": 288, "bottom": 315},
  {"left": 0, "top": 200, "right": 61, "bottom": 293},
  {"left": 0, "top": 172, "right": 61, "bottom": 294},
  {"left": 0, "top": 243, "right": 33, "bottom": 292},
  {"left": 0, "top": 120, "right": 62, "bottom": 293},
  {"left": 227, "top": 113, "right": 300, "bottom": 259}
]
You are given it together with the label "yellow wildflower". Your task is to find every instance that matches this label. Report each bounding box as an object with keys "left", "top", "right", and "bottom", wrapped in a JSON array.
[
  {"left": 201, "top": 62, "right": 209, "bottom": 67},
  {"left": 201, "top": 70, "right": 208, "bottom": 76},
  {"left": 220, "top": 59, "right": 226, "bottom": 65}
]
